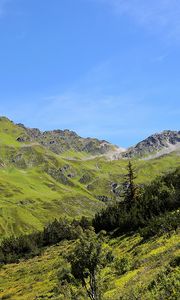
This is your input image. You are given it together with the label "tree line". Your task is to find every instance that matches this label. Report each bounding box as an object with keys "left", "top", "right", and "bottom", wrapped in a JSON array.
[
  {"left": 0, "top": 216, "right": 91, "bottom": 264},
  {"left": 93, "top": 163, "right": 180, "bottom": 235}
]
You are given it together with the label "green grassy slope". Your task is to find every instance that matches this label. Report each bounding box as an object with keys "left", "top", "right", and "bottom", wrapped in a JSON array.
[
  {"left": 0, "top": 117, "right": 26, "bottom": 147},
  {"left": 0, "top": 167, "right": 102, "bottom": 237},
  {"left": 0, "top": 118, "right": 104, "bottom": 238},
  {"left": 0, "top": 230, "right": 179, "bottom": 299},
  {"left": 0, "top": 117, "right": 180, "bottom": 238}
]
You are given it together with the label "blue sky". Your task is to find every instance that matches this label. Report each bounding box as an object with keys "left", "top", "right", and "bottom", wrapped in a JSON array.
[{"left": 0, "top": 0, "right": 179, "bottom": 147}]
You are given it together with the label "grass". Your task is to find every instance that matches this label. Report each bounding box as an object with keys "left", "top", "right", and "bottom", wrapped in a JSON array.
[{"left": 0, "top": 166, "right": 103, "bottom": 238}]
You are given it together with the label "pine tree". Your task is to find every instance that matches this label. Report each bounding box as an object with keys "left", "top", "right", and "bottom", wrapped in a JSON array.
[{"left": 123, "top": 161, "right": 138, "bottom": 208}]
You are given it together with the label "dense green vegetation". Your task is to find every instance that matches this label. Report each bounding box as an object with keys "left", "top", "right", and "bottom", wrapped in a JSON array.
[
  {"left": 93, "top": 167, "right": 180, "bottom": 235},
  {"left": 0, "top": 165, "right": 180, "bottom": 299},
  {"left": 0, "top": 228, "right": 179, "bottom": 299},
  {"left": 0, "top": 117, "right": 180, "bottom": 299},
  {"left": 0, "top": 217, "right": 91, "bottom": 264},
  {"left": 67, "top": 229, "right": 105, "bottom": 300}
]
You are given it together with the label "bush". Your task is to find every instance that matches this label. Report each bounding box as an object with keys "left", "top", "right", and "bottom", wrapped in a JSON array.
[
  {"left": 57, "top": 267, "right": 75, "bottom": 284},
  {"left": 115, "top": 256, "right": 132, "bottom": 275},
  {"left": 147, "top": 266, "right": 180, "bottom": 300},
  {"left": 139, "top": 210, "right": 180, "bottom": 240},
  {"left": 0, "top": 216, "right": 89, "bottom": 265},
  {"left": 170, "top": 256, "right": 180, "bottom": 268}
]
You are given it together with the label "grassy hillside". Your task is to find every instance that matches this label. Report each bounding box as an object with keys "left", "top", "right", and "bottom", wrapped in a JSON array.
[
  {"left": 0, "top": 117, "right": 180, "bottom": 238},
  {"left": 0, "top": 166, "right": 102, "bottom": 237},
  {"left": 0, "top": 230, "right": 179, "bottom": 299},
  {"left": 0, "top": 118, "right": 179, "bottom": 300}
]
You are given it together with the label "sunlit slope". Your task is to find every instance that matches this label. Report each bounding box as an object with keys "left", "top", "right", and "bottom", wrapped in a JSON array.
[
  {"left": 0, "top": 117, "right": 26, "bottom": 147},
  {"left": 0, "top": 116, "right": 180, "bottom": 238},
  {"left": 0, "top": 118, "right": 103, "bottom": 237},
  {"left": 0, "top": 167, "right": 102, "bottom": 238},
  {"left": 0, "top": 230, "right": 179, "bottom": 299}
]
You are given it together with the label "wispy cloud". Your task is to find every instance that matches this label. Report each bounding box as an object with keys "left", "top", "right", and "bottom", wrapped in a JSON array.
[
  {"left": 97, "top": 0, "right": 180, "bottom": 40},
  {"left": 34, "top": 91, "right": 153, "bottom": 143},
  {"left": 2, "top": 55, "right": 179, "bottom": 147},
  {"left": 3, "top": 86, "right": 178, "bottom": 147},
  {"left": 2, "top": 87, "right": 154, "bottom": 146},
  {"left": 151, "top": 53, "right": 168, "bottom": 63}
]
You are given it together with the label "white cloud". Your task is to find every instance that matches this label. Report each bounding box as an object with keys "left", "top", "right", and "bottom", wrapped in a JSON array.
[{"left": 97, "top": 0, "right": 180, "bottom": 39}]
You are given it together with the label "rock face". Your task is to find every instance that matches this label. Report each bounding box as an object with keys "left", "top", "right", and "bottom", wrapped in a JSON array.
[
  {"left": 16, "top": 124, "right": 119, "bottom": 155},
  {"left": 123, "top": 130, "right": 180, "bottom": 158}
]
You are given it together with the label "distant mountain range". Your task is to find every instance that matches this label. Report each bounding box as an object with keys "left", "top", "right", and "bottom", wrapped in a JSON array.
[
  {"left": 14, "top": 118, "right": 180, "bottom": 159},
  {"left": 0, "top": 116, "right": 179, "bottom": 160}
]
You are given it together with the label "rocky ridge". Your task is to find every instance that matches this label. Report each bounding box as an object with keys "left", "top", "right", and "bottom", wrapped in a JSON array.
[
  {"left": 1, "top": 117, "right": 179, "bottom": 159},
  {"left": 122, "top": 130, "right": 180, "bottom": 158},
  {"left": 16, "top": 123, "right": 120, "bottom": 155}
]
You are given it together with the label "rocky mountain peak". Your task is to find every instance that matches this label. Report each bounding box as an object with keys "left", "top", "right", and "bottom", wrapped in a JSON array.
[
  {"left": 15, "top": 122, "right": 119, "bottom": 155},
  {"left": 122, "top": 130, "right": 180, "bottom": 158}
]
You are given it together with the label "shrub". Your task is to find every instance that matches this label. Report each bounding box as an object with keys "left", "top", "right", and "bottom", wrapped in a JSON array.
[
  {"left": 139, "top": 210, "right": 180, "bottom": 240},
  {"left": 57, "top": 267, "right": 75, "bottom": 284},
  {"left": 115, "top": 256, "right": 132, "bottom": 275},
  {"left": 0, "top": 216, "right": 89, "bottom": 264}
]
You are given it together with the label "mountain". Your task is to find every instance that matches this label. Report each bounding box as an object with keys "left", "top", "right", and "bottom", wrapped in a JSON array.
[
  {"left": 122, "top": 130, "right": 180, "bottom": 159},
  {"left": 2, "top": 116, "right": 179, "bottom": 159},
  {"left": 16, "top": 121, "right": 121, "bottom": 156},
  {"left": 0, "top": 116, "right": 179, "bottom": 239},
  {"left": 0, "top": 116, "right": 180, "bottom": 300}
]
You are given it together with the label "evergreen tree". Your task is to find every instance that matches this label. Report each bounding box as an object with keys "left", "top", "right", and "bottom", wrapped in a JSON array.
[{"left": 123, "top": 161, "right": 139, "bottom": 208}]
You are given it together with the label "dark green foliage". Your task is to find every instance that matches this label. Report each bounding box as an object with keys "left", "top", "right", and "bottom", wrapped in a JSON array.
[
  {"left": 93, "top": 167, "right": 180, "bottom": 235},
  {"left": 0, "top": 217, "right": 87, "bottom": 264},
  {"left": 147, "top": 263, "right": 180, "bottom": 299},
  {"left": 170, "top": 256, "right": 180, "bottom": 268},
  {"left": 43, "top": 218, "right": 77, "bottom": 246},
  {"left": 115, "top": 256, "right": 132, "bottom": 275},
  {"left": 57, "top": 266, "right": 75, "bottom": 285},
  {"left": 139, "top": 210, "right": 180, "bottom": 240},
  {"left": 80, "top": 216, "right": 92, "bottom": 229},
  {"left": 0, "top": 232, "right": 42, "bottom": 264},
  {"left": 67, "top": 229, "right": 104, "bottom": 300},
  {"left": 105, "top": 250, "right": 114, "bottom": 263},
  {"left": 123, "top": 161, "right": 139, "bottom": 207}
]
